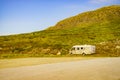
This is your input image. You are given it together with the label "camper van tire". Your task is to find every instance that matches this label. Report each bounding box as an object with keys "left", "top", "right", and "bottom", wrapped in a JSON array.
[
  {"left": 82, "top": 52, "right": 86, "bottom": 56},
  {"left": 70, "top": 52, "right": 73, "bottom": 54}
]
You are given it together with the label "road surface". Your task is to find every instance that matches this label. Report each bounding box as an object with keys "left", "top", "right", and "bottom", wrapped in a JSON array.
[{"left": 0, "top": 58, "right": 120, "bottom": 80}]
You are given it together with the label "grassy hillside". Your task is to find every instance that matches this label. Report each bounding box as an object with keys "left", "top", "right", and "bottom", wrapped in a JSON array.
[
  {"left": 0, "top": 5, "right": 120, "bottom": 58},
  {"left": 48, "top": 5, "right": 120, "bottom": 30}
]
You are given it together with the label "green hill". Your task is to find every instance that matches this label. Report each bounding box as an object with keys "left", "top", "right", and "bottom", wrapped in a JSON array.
[{"left": 0, "top": 5, "right": 120, "bottom": 58}]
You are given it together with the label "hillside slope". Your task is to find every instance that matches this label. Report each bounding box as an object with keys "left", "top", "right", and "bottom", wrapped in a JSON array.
[
  {"left": 48, "top": 5, "right": 120, "bottom": 29},
  {"left": 0, "top": 5, "right": 120, "bottom": 58}
]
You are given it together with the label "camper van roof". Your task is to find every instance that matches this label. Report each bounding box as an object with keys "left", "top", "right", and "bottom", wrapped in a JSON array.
[{"left": 73, "top": 45, "right": 94, "bottom": 47}]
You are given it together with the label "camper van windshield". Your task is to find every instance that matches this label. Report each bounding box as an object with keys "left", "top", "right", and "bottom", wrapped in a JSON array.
[{"left": 71, "top": 47, "right": 75, "bottom": 50}]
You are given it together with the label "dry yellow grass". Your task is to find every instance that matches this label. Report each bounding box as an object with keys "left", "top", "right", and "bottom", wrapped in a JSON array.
[{"left": 0, "top": 57, "right": 95, "bottom": 69}]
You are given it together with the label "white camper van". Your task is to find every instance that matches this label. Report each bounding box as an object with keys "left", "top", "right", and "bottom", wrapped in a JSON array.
[{"left": 70, "top": 45, "right": 95, "bottom": 55}]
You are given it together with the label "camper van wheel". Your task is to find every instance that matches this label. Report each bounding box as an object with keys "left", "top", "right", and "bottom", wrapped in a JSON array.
[
  {"left": 70, "top": 52, "right": 72, "bottom": 54},
  {"left": 82, "top": 52, "right": 86, "bottom": 56}
]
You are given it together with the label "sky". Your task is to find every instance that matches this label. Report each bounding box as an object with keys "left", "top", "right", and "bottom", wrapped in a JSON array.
[{"left": 0, "top": 0, "right": 120, "bottom": 35}]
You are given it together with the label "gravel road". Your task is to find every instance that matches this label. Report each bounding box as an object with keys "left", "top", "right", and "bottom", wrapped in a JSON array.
[{"left": 0, "top": 58, "right": 120, "bottom": 80}]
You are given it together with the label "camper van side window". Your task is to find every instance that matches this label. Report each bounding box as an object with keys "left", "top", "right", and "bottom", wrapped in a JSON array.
[
  {"left": 81, "top": 47, "right": 83, "bottom": 49},
  {"left": 77, "top": 47, "right": 79, "bottom": 50}
]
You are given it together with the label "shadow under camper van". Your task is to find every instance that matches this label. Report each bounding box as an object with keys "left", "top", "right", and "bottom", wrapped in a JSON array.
[{"left": 70, "top": 45, "right": 95, "bottom": 55}]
